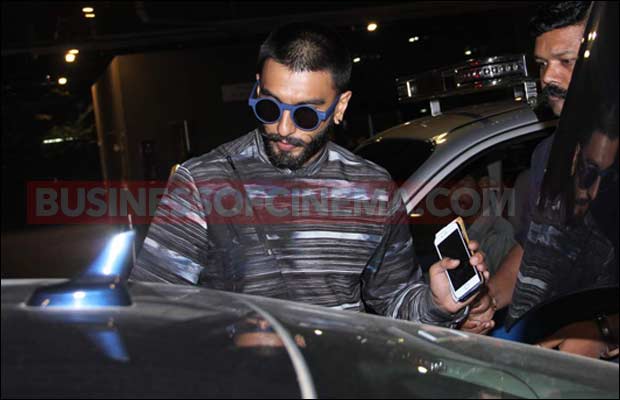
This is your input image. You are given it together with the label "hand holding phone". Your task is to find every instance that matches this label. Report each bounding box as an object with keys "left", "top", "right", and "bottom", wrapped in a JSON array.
[{"left": 434, "top": 217, "right": 483, "bottom": 302}]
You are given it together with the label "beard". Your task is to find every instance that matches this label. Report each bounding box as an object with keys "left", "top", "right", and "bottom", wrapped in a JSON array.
[{"left": 259, "top": 120, "right": 333, "bottom": 170}]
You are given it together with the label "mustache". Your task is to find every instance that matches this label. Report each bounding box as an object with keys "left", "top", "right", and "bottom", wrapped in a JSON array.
[
  {"left": 541, "top": 84, "right": 568, "bottom": 101},
  {"left": 260, "top": 131, "right": 306, "bottom": 147}
]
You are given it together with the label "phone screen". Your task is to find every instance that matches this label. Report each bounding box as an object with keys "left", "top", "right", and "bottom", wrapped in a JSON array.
[{"left": 438, "top": 229, "right": 476, "bottom": 291}]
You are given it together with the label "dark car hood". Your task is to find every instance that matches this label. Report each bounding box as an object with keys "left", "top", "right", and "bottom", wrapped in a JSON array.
[{"left": 2, "top": 279, "right": 619, "bottom": 398}]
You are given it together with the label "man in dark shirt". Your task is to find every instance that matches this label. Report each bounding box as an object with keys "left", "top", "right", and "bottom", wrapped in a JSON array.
[
  {"left": 488, "top": 1, "right": 589, "bottom": 306},
  {"left": 487, "top": 2, "right": 619, "bottom": 358}
]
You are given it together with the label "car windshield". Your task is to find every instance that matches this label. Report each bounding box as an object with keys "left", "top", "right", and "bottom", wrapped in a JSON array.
[{"left": 356, "top": 138, "right": 434, "bottom": 185}]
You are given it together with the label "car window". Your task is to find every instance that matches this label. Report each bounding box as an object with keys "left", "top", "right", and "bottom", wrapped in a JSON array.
[
  {"left": 408, "top": 129, "right": 554, "bottom": 274},
  {"left": 356, "top": 139, "right": 434, "bottom": 185}
]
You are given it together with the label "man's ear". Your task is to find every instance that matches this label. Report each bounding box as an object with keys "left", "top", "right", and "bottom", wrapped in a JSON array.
[
  {"left": 255, "top": 73, "right": 261, "bottom": 95},
  {"left": 571, "top": 143, "right": 581, "bottom": 176},
  {"left": 333, "top": 91, "right": 353, "bottom": 125}
]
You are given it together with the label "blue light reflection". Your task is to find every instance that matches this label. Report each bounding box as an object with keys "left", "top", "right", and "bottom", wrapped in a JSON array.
[{"left": 84, "top": 231, "right": 135, "bottom": 278}]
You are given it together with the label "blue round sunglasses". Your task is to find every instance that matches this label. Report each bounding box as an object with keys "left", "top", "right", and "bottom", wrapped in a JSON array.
[{"left": 248, "top": 80, "right": 340, "bottom": 131}]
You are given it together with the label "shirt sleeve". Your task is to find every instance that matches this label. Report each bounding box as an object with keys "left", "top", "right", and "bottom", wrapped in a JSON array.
[
  {"left": 130, "top": 165, "right": 209, "bottom": 285},
  {"left": 515, "top": 135, "right": 555, "bottom": 247},
  {"left": 360, "top": 182, "right": 467, "bottom": 328}
]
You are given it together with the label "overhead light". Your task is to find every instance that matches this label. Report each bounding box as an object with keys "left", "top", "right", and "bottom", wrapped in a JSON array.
[
  {"left": 409, "top": 36, "right": 419, "bottom": 43},
  {"left": 420, "top": 108, "right": 428, "bottom": 113},
  {"left": 85, "top": 13, "right": 96, "bottom": 18},
  {"left": 43, "top": 138, "right": 64, "bottom": 144},
  {"left": 584, "top": 49, "right": 591, "bottom": 58},
  {"left": 65, "top": 53, "right": 76, "bottom": 63},
  {"left": 367, "top": 22, "right": 378, "bottom": 32},
  {"left": 58, "top": 77, "right": 68, "bottom": 85},
  {"left": 465, "top": 49, "right": 472, "bottom": 56},
  {"left": 68, "top": 49, "right": 79, "bottom": 55},
  {"left": 82, "top": 7, "right": 94, "bottom": 13},
  {"left": 314, "top": 329, "right": 323, "bottom": 336},
  {"left": 353, "top": 57, "right": 361, "bottom": 63},
  {"left": 417, "top": 366, "right": 429, "bottom": 374}
]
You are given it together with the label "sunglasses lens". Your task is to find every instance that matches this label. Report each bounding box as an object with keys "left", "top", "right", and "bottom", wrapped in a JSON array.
[
  {"left": 293, "top": 106, "right": 320, "bottom": 130},
  {"left": 255, "top": 99, "right": 280, "bottom": 123},
  {"left": 578, "top": 166, "right": 599, "bottom": 189}
]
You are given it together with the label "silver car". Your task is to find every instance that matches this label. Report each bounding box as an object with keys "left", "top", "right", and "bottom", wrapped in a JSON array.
[
  {"left": 1, "top": 229, "right": 618, "bottom": 398},
  {"left": 356, "top": 100, "right": 556, "bottom": 272}
]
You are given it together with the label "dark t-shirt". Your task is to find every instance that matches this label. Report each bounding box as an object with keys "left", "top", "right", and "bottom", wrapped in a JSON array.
[{"left": 514, "top": 135, "right": 555, "bottom": 246}]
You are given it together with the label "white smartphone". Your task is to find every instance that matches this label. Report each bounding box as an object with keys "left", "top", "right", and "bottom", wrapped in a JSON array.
[{"left": 434, "top": 218, "right": 482, "bottom": 302}]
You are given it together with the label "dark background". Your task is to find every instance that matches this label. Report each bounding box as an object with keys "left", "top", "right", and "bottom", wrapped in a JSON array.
[{"left": 2, "top": 1, "right": 542, "bottom": 277}]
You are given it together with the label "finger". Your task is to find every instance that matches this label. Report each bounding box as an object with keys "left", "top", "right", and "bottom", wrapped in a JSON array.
[
  {"left": 475, "top": 262, "right": 488, "bottom": 274},
  {"left": 482, "top": 270, "right": 490, "bottom": 282},
  {"left": 470, "top": 295, "right": 491, "bottom": 313},
  {"left": 478, "top": 320, "right": 495, "bottom": 335},
  {"left": 468, "top": 240, "right": 479, "bottom": 252},
  {"left": 429, "top": 259, "right": 458, "bottom": 277},
  {"left": 440, "top": 258, "right": 461, "bottom": 270},
  {"left": 462, "top": 320, "right": 479, "bottom": 330},
  {"left": 469, "top": 254, "right": 483, "bottom": 266},
  {"left": 470, "top": 303, "right": 485, "bottom": 314},
  {"left": 537, "top": 338, "right": 563, "bottom": 349},
  {"left": 463, "top": 320, "right": 494, "bottom": 335},
  {"left": 478, "top": 307, "right": 496, "bottom": 322},
  {"left": 457, "top": 292, "right": 479, "bottom": 308}
]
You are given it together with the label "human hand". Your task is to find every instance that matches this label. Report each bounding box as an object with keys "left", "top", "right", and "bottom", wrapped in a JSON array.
[
  {"left": 461, "top": 291, "right": 497, "bottom": 334},
  {"left": 429, "top": 240, "right": 490, "bottom": 314},
  {"left": 537, "top": 320, "right": 609, "bottom": 359}
]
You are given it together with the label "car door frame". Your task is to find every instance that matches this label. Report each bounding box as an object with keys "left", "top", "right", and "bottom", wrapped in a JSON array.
[{"left": 402, "top": 120, "right": 558, "bottom": 214}]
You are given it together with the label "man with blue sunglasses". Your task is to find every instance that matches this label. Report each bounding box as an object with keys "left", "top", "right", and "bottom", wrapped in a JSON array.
[{"left": 132, "top": 22, "right": 489, "bottom": 329}]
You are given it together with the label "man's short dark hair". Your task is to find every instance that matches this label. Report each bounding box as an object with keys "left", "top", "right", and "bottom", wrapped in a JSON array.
[
  {"left": 580, "top": 102, "right": 619, "bottom": 146},
  {"left": 529, "top": 1, "right": 591, "bottom": 38},
  {"left": 257, "top": 22, "right": 352, "bottom": 93}
]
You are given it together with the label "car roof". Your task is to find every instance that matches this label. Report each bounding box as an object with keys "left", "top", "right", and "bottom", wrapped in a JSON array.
[
  {"left": 355, "top": 100, "right": 557, "bottom": 210},
  {"left": 362, "top": 100, "right": 530, "bottom": 144}
]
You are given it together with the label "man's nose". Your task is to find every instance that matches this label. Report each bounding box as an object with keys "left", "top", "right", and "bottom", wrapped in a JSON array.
[
  {"left": 541, "top": 62, "right": 563, "bottom": 89},
  {"left": 277, "top": 110, "right": 296, "bottom": 138},
  {"left": 588, "top": 176, "right": 602, "bottom": 200}
]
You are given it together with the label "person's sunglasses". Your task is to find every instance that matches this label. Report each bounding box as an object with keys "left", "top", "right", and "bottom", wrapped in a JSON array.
[
  {"left": 576, "top": 153, "right": 618, "bottom": 190},
  {"left": 248, "top": 80, "right": 339, "bottom": 131}
]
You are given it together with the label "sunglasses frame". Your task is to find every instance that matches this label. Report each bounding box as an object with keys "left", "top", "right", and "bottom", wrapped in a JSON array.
[
  {"left": 576, "top": 151, "right": 618, "bottom": 190},
  {"left": 248, "top": 80, "right": 340, "bottom": 131}
]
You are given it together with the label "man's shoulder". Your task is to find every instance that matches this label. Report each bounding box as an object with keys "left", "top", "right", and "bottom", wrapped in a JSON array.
[
  {"left": 326, "top": 141, "right": 393, "bottom": 182},
  {"left": 531, "top": 134, "right": 555, "bottom": 172},
  {"left": 180, "top": 130, "right": 258, "bottom": 175},
  {"left": 528, "top": 133, "right": 556, "bottom": 190}
]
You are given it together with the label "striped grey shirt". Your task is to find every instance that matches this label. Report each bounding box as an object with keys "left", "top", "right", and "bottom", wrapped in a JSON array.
[{"left": 131, "top": 129, "right": 463, "bottom": 327}]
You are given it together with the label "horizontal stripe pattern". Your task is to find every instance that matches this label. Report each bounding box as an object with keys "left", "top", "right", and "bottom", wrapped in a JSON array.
[{"left": 131, "top": 130, "right": 459, "bottom": 326}]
